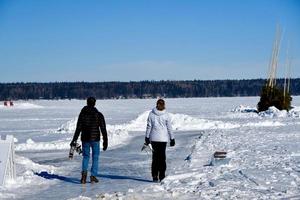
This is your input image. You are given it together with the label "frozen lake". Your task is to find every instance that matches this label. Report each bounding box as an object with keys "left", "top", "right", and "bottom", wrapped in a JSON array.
[{"left": 0, "top": 97, "right": 300, "bottom": 199}]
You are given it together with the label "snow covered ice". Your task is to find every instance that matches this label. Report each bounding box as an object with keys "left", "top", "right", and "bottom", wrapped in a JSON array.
[{"left": 0, "top": 97, "right": 300, "bottom": 199}]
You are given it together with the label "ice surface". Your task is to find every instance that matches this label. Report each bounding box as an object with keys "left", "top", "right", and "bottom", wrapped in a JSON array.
[
  {"left": 0, "top": 97, "right": 299, "bottom": 199},
  {"left": 0, "top": 102, "right": 44, "bottom": 110}
]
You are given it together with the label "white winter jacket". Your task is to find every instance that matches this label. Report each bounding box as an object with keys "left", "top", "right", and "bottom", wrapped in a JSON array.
[{"left": 145, "top": 108, "right": 174, "bottom": 142}]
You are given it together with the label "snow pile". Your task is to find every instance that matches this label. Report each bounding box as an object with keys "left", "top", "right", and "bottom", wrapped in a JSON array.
[
  {"left": 57, "top": 111, "right": 239, "bottom": 134},
  {"left": 15, "top": 138, "right": 70, "bottom": 151},
  {"left": 105, "top": 111, "right": 150, "bottom": 132},
  {"left": 232, "top": 105, "right": 300, "bottom": 118},
  {"left": 15, "top": 155, "right": 57, "bottom": 175},
  {"left": 259, "top": 106, "right": 300, "bottom": 118},
  {"left": 56, "top": 118, "right": 78, "bottom": 134},
  {"left": 55, "top": 111, "right": 150, "bottom": 134},
  {"left": 258, "top": 106, "right": 289, "bottom": 118},
  {"left": 0, "top": 155, "right": 59, "bottom": 198},
  {"left": 289, "top": 106, "right": 300, "bottom": 118},
  {"left": 0, "top": 102, "right": 44, "bottom": 109},
  {"left": 16, "top": 109, "right": 289, "bottom": 152},
  {"left": 28, "top": 111, "right": 235, "bottom": 151},
  {"left": 16, "top": 129, "right": 129, "bottom": 151},
  {"left": 232, "top": 105, "right": 257, "bottom": 113},
  {"left": 170, "top": 113, "right": 239, "bottom": 130}
]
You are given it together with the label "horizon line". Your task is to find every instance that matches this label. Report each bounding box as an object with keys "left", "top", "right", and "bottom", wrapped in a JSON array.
[{"left": 1, "top": 77, "right": 300, "bottom": 84}]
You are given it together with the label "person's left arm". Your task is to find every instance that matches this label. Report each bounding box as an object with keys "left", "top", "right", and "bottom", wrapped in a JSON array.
[
  {"left": 166, "top": 114, "right": 175, "bottom": 146},
  {"left": 99, "top": 112, "right": 108, "bottom": 151}
]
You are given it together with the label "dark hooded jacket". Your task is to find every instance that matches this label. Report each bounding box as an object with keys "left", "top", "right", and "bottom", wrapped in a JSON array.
[{"left": 72, "top": 106, "right": 108, "bottom": 142}]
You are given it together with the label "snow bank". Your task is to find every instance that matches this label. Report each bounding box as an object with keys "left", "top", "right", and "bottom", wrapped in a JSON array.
[
  {"left": 56, "top": 111, "right": 239, "bottom": 134},
  {"left": 0, "top": 102, "right": 43, "bottom": 109},
  {"left": 15, "top": 138, "right": 70, "bottom": 151},
  {"left": 0, "top": 155, "right": 60, "bottom": 198},
  {"left": 56, "top": 118, "right": 78, "bottom": 133},
  {"left": 24, "top": 111, "right": 235, "bottom": 151},
  {"left": 16, "top": 128, "right": 129, "bottom": 151},
  {"left": 16, "top": 108, "right": 291, "bottom": 151},
  {"left": 260, "top": 106, "right": 300, "bottom": 118},
  {"left": 170, "top": 113, "right": 239, "bottom": 130},
  {"left": 258, "top": 106, "right": 289, "bottom": 118},
  {"left": 15, "top": 155, "right": 57, "bottom": 174},
  {"left": 232, "top": 105, "right": 300, "bottom": 118},
  {"left": 232, "top": 105, "right": 257, "bottom": 113}
]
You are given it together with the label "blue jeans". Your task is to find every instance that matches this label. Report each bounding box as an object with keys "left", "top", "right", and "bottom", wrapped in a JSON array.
[{"left": 82, "top": 141, "right": 100, "bottom": 176}]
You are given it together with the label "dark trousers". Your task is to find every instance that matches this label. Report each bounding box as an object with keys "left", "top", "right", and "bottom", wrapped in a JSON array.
[{"left": 151, "top": 141, "right": 167, "bottom": 181}]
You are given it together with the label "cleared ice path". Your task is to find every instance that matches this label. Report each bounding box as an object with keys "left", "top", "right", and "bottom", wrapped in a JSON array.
[{"left": 21, "top": 131, "right": 199, "bottom": 200}]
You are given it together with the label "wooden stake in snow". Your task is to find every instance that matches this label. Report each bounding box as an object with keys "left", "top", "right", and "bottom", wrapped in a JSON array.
[
  {"left": 284, "top": 41, "right": 292, "bottom": 102},
  {"left": 267, "top": 25, "right": 282, "bottom": 89}
]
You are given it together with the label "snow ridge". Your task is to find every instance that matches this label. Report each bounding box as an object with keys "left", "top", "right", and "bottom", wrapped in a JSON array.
[{"left": 16, "top": 109, "right": 290, "bottom": 151}]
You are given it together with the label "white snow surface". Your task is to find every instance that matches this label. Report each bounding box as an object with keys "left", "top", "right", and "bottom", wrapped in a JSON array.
[{"left": 0, "top": 97, "right": 300, "bottom": 199}]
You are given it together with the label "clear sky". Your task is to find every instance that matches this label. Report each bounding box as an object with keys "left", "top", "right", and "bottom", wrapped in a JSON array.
[{"left": 0, "top": 0, "right": 299, "bottom": 82}]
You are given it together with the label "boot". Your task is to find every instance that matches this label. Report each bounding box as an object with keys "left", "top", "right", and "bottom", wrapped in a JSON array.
[
  {"left": 159, "top": 172, "right": 165, "bottom": 182},
  {"left": 90, "top": 175, "right": 99, "bottom": 183},
  {"left": 81, "top": 171, "right": 87, "bottom": 184},
  {"left": 153, "top": 177, "right": 159, "bottom": 183}
]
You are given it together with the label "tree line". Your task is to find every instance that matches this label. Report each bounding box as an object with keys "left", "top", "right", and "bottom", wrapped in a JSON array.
[{"left": 0, "top": 79, "right": 299, "bottom": 100}]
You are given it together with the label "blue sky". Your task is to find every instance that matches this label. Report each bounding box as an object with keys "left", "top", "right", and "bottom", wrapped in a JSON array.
[{"left": 0, "top": 0, "right": 299, "bottom": 82}]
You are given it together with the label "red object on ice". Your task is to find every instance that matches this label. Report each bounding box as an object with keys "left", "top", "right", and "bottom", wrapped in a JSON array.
[{"left": 3, "top": 101, "right": 14, "bottom": 107}]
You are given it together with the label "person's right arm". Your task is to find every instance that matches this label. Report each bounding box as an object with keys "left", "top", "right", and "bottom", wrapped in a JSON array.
[
  {"left": 145, "top": 113, "right": 152, "bottom": 144},
  {"left": 71, "top": 112, "right": 83, "bottom": 146}
]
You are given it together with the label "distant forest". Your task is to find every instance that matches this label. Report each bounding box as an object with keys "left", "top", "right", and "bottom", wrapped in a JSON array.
[{"left": 0, "top": 79, "right": 299, "bottom": 100}]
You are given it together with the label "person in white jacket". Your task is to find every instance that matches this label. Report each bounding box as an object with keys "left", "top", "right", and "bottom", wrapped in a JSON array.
[{"left": 145, "top": 99, "right": 175, "bottom": 182}]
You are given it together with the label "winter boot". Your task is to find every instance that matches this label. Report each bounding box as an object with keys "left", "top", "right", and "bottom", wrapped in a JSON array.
[
  {"left": 90, "top": 175, "right": 99, "bottom": 183},
  {"left": 159, "top": 172, "right": 165, "bottom": 182},
  {"left": 153, "top": 177, "right": 159, "bottom": 183},
  {"left": 81, "top": 171, "right": 87, "bottom": 184}
]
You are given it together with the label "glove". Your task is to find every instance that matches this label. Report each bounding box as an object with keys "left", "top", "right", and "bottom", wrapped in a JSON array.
[
  {"left": 145, "top": 137, "right": 150, "bottom": 145},
  {"left": 170, "top": 139, "right": 175, "bottom": 147},
  {"left": 103, "top": 140, "right": 108, "bottom": 151},
  {"left": 70, "top": 140, "right": 77, "bottom": 147}
]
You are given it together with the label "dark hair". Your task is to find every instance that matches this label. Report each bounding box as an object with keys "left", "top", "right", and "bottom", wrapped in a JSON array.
[
  {"left": 156, "top": 99, "right": 165, "bottom": 111},
  {"left": 87, "top": 97, "right": 96, "bottom": 107}
]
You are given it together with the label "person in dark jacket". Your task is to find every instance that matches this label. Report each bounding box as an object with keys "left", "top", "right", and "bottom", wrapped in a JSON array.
[
  {"left": 145, "top": 99, "right": 175, "bottom": 182},
  {"left": 70, "top": 97, "right": 108, "bottom": 184}
]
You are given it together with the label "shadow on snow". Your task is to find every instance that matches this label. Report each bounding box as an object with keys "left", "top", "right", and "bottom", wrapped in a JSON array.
[
  {"left": 34, "top": 171, "right": 81, "bottom": 184},
  {"left": 98, "top": 174, "right": 152, "bottom": 183},
  {"left": 34, "top": 171, "right": 152, "bottom": 184}
]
